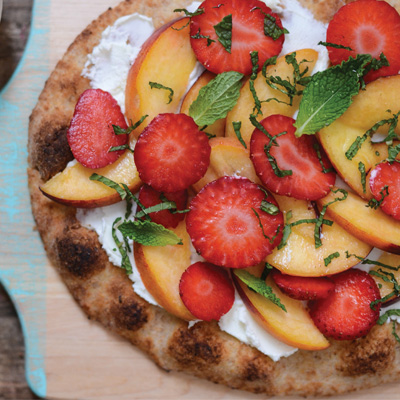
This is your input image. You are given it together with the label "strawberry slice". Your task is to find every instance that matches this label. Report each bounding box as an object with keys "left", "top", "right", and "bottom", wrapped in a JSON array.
[
  {"left": 134, "top": 113, "right": 211, "bottom": 192},
  {"left": 326, "top": 0, "right": 400, "bottom": 82},
  {"left": 250, "top": 114, "right": 336, "bottom": 200},
  {"left": 186, "top": 176, "right": 283, "bottom": 269},
  {"left": 271, "top": 269, "right": 335, "bottom": 301},
  {"left": 137, "top": 184, "right": 188, "bottom": 228},
  {"left": 179, "top": 261, "right": 235, "bottom": 321},
  {"left": 369, "top": 161, "right": 400, "bottom": 220},
  {"left": 67, "top": 89, "right": 128, "bottom": 169},
  {"left": 190, "top": 0, "right": 285, "bottom": 75},
  {"left": 309, "top": 268, "right": 381, "bottom": 341}
]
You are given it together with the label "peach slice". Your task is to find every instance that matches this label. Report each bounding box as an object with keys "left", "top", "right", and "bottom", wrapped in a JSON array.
[
  {"left": 134, "top": 220, "right": 194, "bottom": 321},
  {"left": 232, "top": 264, "right": 330, "bottom": 350},
  {"left": 40, "top": 151, "right": 141, "bottom": 208},
  {"left": 318, "top": 188, "right": 400, "bottom": 254},
  {"left": 192, "top": 136, "right": 260, "bottom": 192},
  {"left": 180, "top": 70, "right": 226, "bottom": 137},
  {"left": 266, "top": 194, "right": 372, "bottom": 277},
  {"left": 369, "top": 252, "right": 400, "bottom": 303},
  {"left": 125, "top": 17, "right": 197, "bottom": 140},
  {"left": 225, "top": 49, "right": 318, "bottom": 145},
  {"left": 318, "top": 75, "right": 400, "bottom": 199}
]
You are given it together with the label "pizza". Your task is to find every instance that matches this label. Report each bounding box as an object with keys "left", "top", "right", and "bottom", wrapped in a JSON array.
[{"left": 28, "top": 0, "right": 400, "bottom": 396}]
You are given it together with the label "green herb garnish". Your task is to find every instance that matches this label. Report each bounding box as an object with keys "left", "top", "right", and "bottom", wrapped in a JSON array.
[
  {"left": 149, "top": 82, "right": 174, "bottom": 104},
  {"left": 214, "top": 14, "right": 232, "bottom": 53}
]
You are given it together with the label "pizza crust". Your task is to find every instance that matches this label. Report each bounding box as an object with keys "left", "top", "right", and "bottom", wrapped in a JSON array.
[{"left": 28, "top": 0, "right": 400, "bottom": 396}]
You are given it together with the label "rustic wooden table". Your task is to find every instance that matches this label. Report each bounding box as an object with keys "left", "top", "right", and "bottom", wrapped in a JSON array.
[{"left": 0, "top": 0, "right": 39, "bottom": 398}]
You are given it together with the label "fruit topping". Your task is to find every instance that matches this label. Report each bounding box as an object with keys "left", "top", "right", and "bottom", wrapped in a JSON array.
[
  {"left": 250, "top": 114, "right": 335, "bottom": 200},
  {"left": 67, "top": 88, "right": 129, "bottom": 169},
  {"left": 137, "top": 184, "right": 188, "bottom": 228},
  {"left": 326, "top": 0, "right": 400, "bottom": 82},
  {"left": 186, "top": 176, "right": 283, "bottom": 269},
  {"left": 270, "top": 269, "right": 335, "bottom": 301},
  {"left": 190, "top": 0, "right": 285, "bottom": 75},
  {"left": 309, "top": 268, "right": 381, "bottom": 341},
  {"left": 179, "top": 261, "right": 235, "bottom": 321},
  {"left": 134, "top": 113, "right": 211, "bottom": 192},
  {"left": 369, "top": 161, "right": 400, "bottom": 220}
]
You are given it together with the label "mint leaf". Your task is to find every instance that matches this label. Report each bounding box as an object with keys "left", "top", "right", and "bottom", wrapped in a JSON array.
[
  {"left": 149, "top": 81, "right": 174, "bottom": 104},
  {"left": 118, "top": 220, "right": 183, "bottom": 246},
  {"left": 214, "top": 14, "right": 232, "bottom": 53},
  {"left": 234, "top": 270, "right": 287, "bottom": 312},
  {"left": 112, "top": 218, "right": 133, "bottom": 275},
  {"left": 89, "top": 173, "right": 126, "bottom": 199},
  {"left": 232, "top": 121, "right": 247, "bottom": 149},
  {"left": 294, "top": 55, "right": 372, "bottom": 137},
  {"left": 377, "top": 309, "right": 400, "bottom": 325},
  {"left": 189, "top": 71, "right": 243, "bottom": 126}
]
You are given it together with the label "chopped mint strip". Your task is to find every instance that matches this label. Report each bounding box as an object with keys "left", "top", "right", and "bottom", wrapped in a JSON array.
[
  {"left": 294, "top": 55, "right": 372, "bottom": 137},
  {"left": 89, "top": 173, "right": 126, "bottom": 200},
  {"left": 149, "top": 82, "right": 174, "bottom": 104},
  {"left": 318, "top": 41, "right": 353, "bottom": 51},
  {"left": 189, "top": 71, "right": 243, "bottom": 127},
  {"left": 118, "top": 220, "right": 183, "bottom": 246},
  {"left": 324, "top": 252, "right": 340, "bottom": 266},
  {"left": 249, "top": 51, "right": 262, "bottom": 116},
  {"left": 232, "top": 121, "right": 247, "bottom": 149},
  {"left": 191, "top": 29, "right": 216, "bottom": 46},
  {"left": 109, "top": 144, "right": 134, "bottom": 153},
  {"left": 173, "top": 7, "right": 204, "bottom": 17},
  {"left": 377, "top": 309, "right": 400, "bottom": 325},
  {"left": 358, "top": 161, "right": 366, "bottom": 193},
  {"left": 214, "top": 14, "right": 232, "bottom": 53},
  {"left": 234, "top": 270, "right": 287, "bottom": 312},
  {"left": 367, "top": 185, "right": 389, "bottom": 210},
  {"left": 261, "top": 262, "right": 274, "bottom": 280},
  {"left": 112, "top": 218, "right": 133, "bottom": 275},
  {"left": 369, "top": 268, "right": 400, "bottom": 295},
  {"left": 262, "top": 12, "right": 288, "bottom": 40},
  {"left": 388, "top": 143, "right": 400, "bottom": 163},
  {"left": 392, "top": 320, "right": 400, "bottom": 344},
  {"left": 261, "top": 199, "right": 279, "bottom": 216},
  {"left": 261, "top": 55, "right": 277, "bottom": 77},
  {"left": 313, "top": 142, "right": 334, "bottom": 174},
  {"left": 252, "top": 208, "right": 281, "bottom": 244},
  {"left": 113, "top": 114, "right": 148, "bottom": 135},
  {"left": 345, "top": 133, "right": 369, "bottom": 160},
  {"left": 135, "top": 200, "right": 178, "bottom": 218}
]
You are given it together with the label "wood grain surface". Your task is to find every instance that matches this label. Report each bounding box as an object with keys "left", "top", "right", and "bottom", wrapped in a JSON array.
[{"left": 0, "top": 1, "right": 39, "bottom": 399}]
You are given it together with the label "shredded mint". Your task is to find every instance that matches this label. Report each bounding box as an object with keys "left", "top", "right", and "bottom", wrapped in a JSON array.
[
  {"left": 257, "top": 9, "right": 288, "bottom": 40},
  {"left": 189, "top": 71, "right": 243, "bottom": 127},
  {"left": 260, "top": 199, "right": 279, "bottom": 216},
  {"left": 234, "top": 270, "right": 287, "bottom": 312},
  {"left": 113, "top": 114, "right": 148, "bottom": 135},
  {"left": 232, "top": 121, "right": 247, "bottom": 149},
  {"left": 294, "top": 55, "right": 373, "bottom": 137},
  {"left": 249, "top": 51, "right": 262, "bottom": 116},
  {"left": 191, "top": 29, "right": 216, "bottom": 46},
  {"left": 173, "top": 7, "right": 204, "bottom": 17},
  {"left": 313, "top": 142, "right": 334, "bottom": 174},
  {"left": 135, "top": 200, "right": 179, "bottom": 218},
  {"left": 252, "top": 208, "right": 281, "bottom": 244},
  {"left": 261, "top": 262, "right": 274, "bottom": 280},
  {"left": 358, "top": 161, "right": 367, "bottom": 193},
  {"left": 149, "top": 82, "right": 174, "bottom": 104},
  {"left": 109, "top": 144, "right": 134, "bottom": 153},
  {"left": 388, "top": 143, "right": 400, "bottom": 163},
  {"left": 214, "top": 14, "right": 232, "bottom": 53},
  {"left": 377, "top": 309, "right": 400, "bottom": 325},
  {"left": 367, "top": 185, "right": 389, "bottom": 210},
  {"left": 324, "top": 252, "right": 340, "bottom": 266},
  {"left": 89, "top": 173, "right": 126, "bottom": 199},
  {"left": 318, "top": 41, "right": 353, "bottom": 51},
  {"left": 118, "top": 220, "right": 183, "bottom": 246},
  {"left": 112, "top": 218, "right": 133, "bottom": 275}
]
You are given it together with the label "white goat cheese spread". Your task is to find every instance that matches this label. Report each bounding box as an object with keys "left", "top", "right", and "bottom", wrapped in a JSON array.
[{"left": 77, "top": 0, "right": 397, "bottom": 361}]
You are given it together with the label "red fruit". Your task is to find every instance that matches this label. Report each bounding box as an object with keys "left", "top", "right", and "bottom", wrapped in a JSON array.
[
  {"left": 271, "top": 269, "right": 335, "bottom": 301},
  {"left": 186, "top": 176, "right": 283, "bottom": 269},
  {"left": 67, "top": 89, "right": 128, "bottom": 169},
  {"left": 326, "top": 0, "right": 400, "bottom": 82},
  {"left": 190, "top": 0, "right": 285, "bottom": 75},
  {"left": 137, "top": 184, "right": 188, "bottom": 228},
  {"left": 134, "top": 113, "right": 211, "bottom": 192},
  {"left": 369, "top": 161, "right": 400, "bottom": 220},
  {"left": 250, "top": 114, "right": 336, "bottom": 200},
  {"left": 309, "top": 268, "right": 381, "bottom": 341},
  {"left": 179, "top": 261, "right": 235, "bottom": 321}
]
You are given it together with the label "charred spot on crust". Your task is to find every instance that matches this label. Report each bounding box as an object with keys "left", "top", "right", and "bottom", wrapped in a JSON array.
[
  {"left": 56, "top": 229, "right": 106, "bottom": 279},
  {"left": 111, "top": 300, "right": 148, "bottom": 332},
  {"left": 168, "top": 324, "right": 223, "bottom": 367},
  {"left": 244, "top": 356, "right": 273, "bottom": 382},
  {"left": 337, "top": 326, "right": 396, "bottom": 376},
  {"left": 32, "top": 124, "right": 73, "bottom": 181}
]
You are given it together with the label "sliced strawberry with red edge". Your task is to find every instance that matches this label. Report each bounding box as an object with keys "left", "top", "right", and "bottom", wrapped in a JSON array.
[
  {"left": 250, "top": 114, "right": 336, "bottom": 200},
  {"left": 369, "top": 161, "right": 400, "bottom": 220},
  {"left": 186, "top": 176, "right": 283, "bottom": 269},
  {"left": 308, "top": 268, "right": 381, "bottom": 341},
  {"left": 137, "top": 184, "right": 188, "bottom": 228},
  {"left": 190, "top": 0, "right": 285, "bottom": 75},
  {"left": 179, "top": 261, "right": 235, "bottom": 321},
  {"left": 134, "top": 113, "right": 211, "bottom": 192},
  {"left": 270, "top": 269, "right": 335, "bottom": 301},
  {"left": 326, "top": 0, "right": 400, "bottom": 83},
  {"left": 67, "top": 88, "right": 128, "bottom": 169}
]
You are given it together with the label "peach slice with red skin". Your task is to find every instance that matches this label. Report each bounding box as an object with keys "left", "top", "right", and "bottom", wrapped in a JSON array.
[
  {"left": 225, "top": 49, "right": 318, "bottom": 145},
  {"left": 232, "top": 264, "right": 330, "bottom": 350},
  {"left": 180, "top": 70, "right": 226, "bottom": 138},
  {"left": 125, "top": 17, "right": 197, "bottom": 140},
  {"left": 134, "top": 220, "right": 194, "bottom": 321},
  {"left": 40, "top": 151, "right": 141, "bottom": 208},
  {"left": 265, "top": 194, "right": 372, "bottom": 277},
  {"left": 318, "top": 75, "right": 400, "bottom": 199}
]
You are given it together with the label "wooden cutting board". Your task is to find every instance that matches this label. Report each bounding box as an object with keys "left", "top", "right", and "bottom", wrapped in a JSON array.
[{"left": 0, "top": 0, "right": 399, "bottom": 398}]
